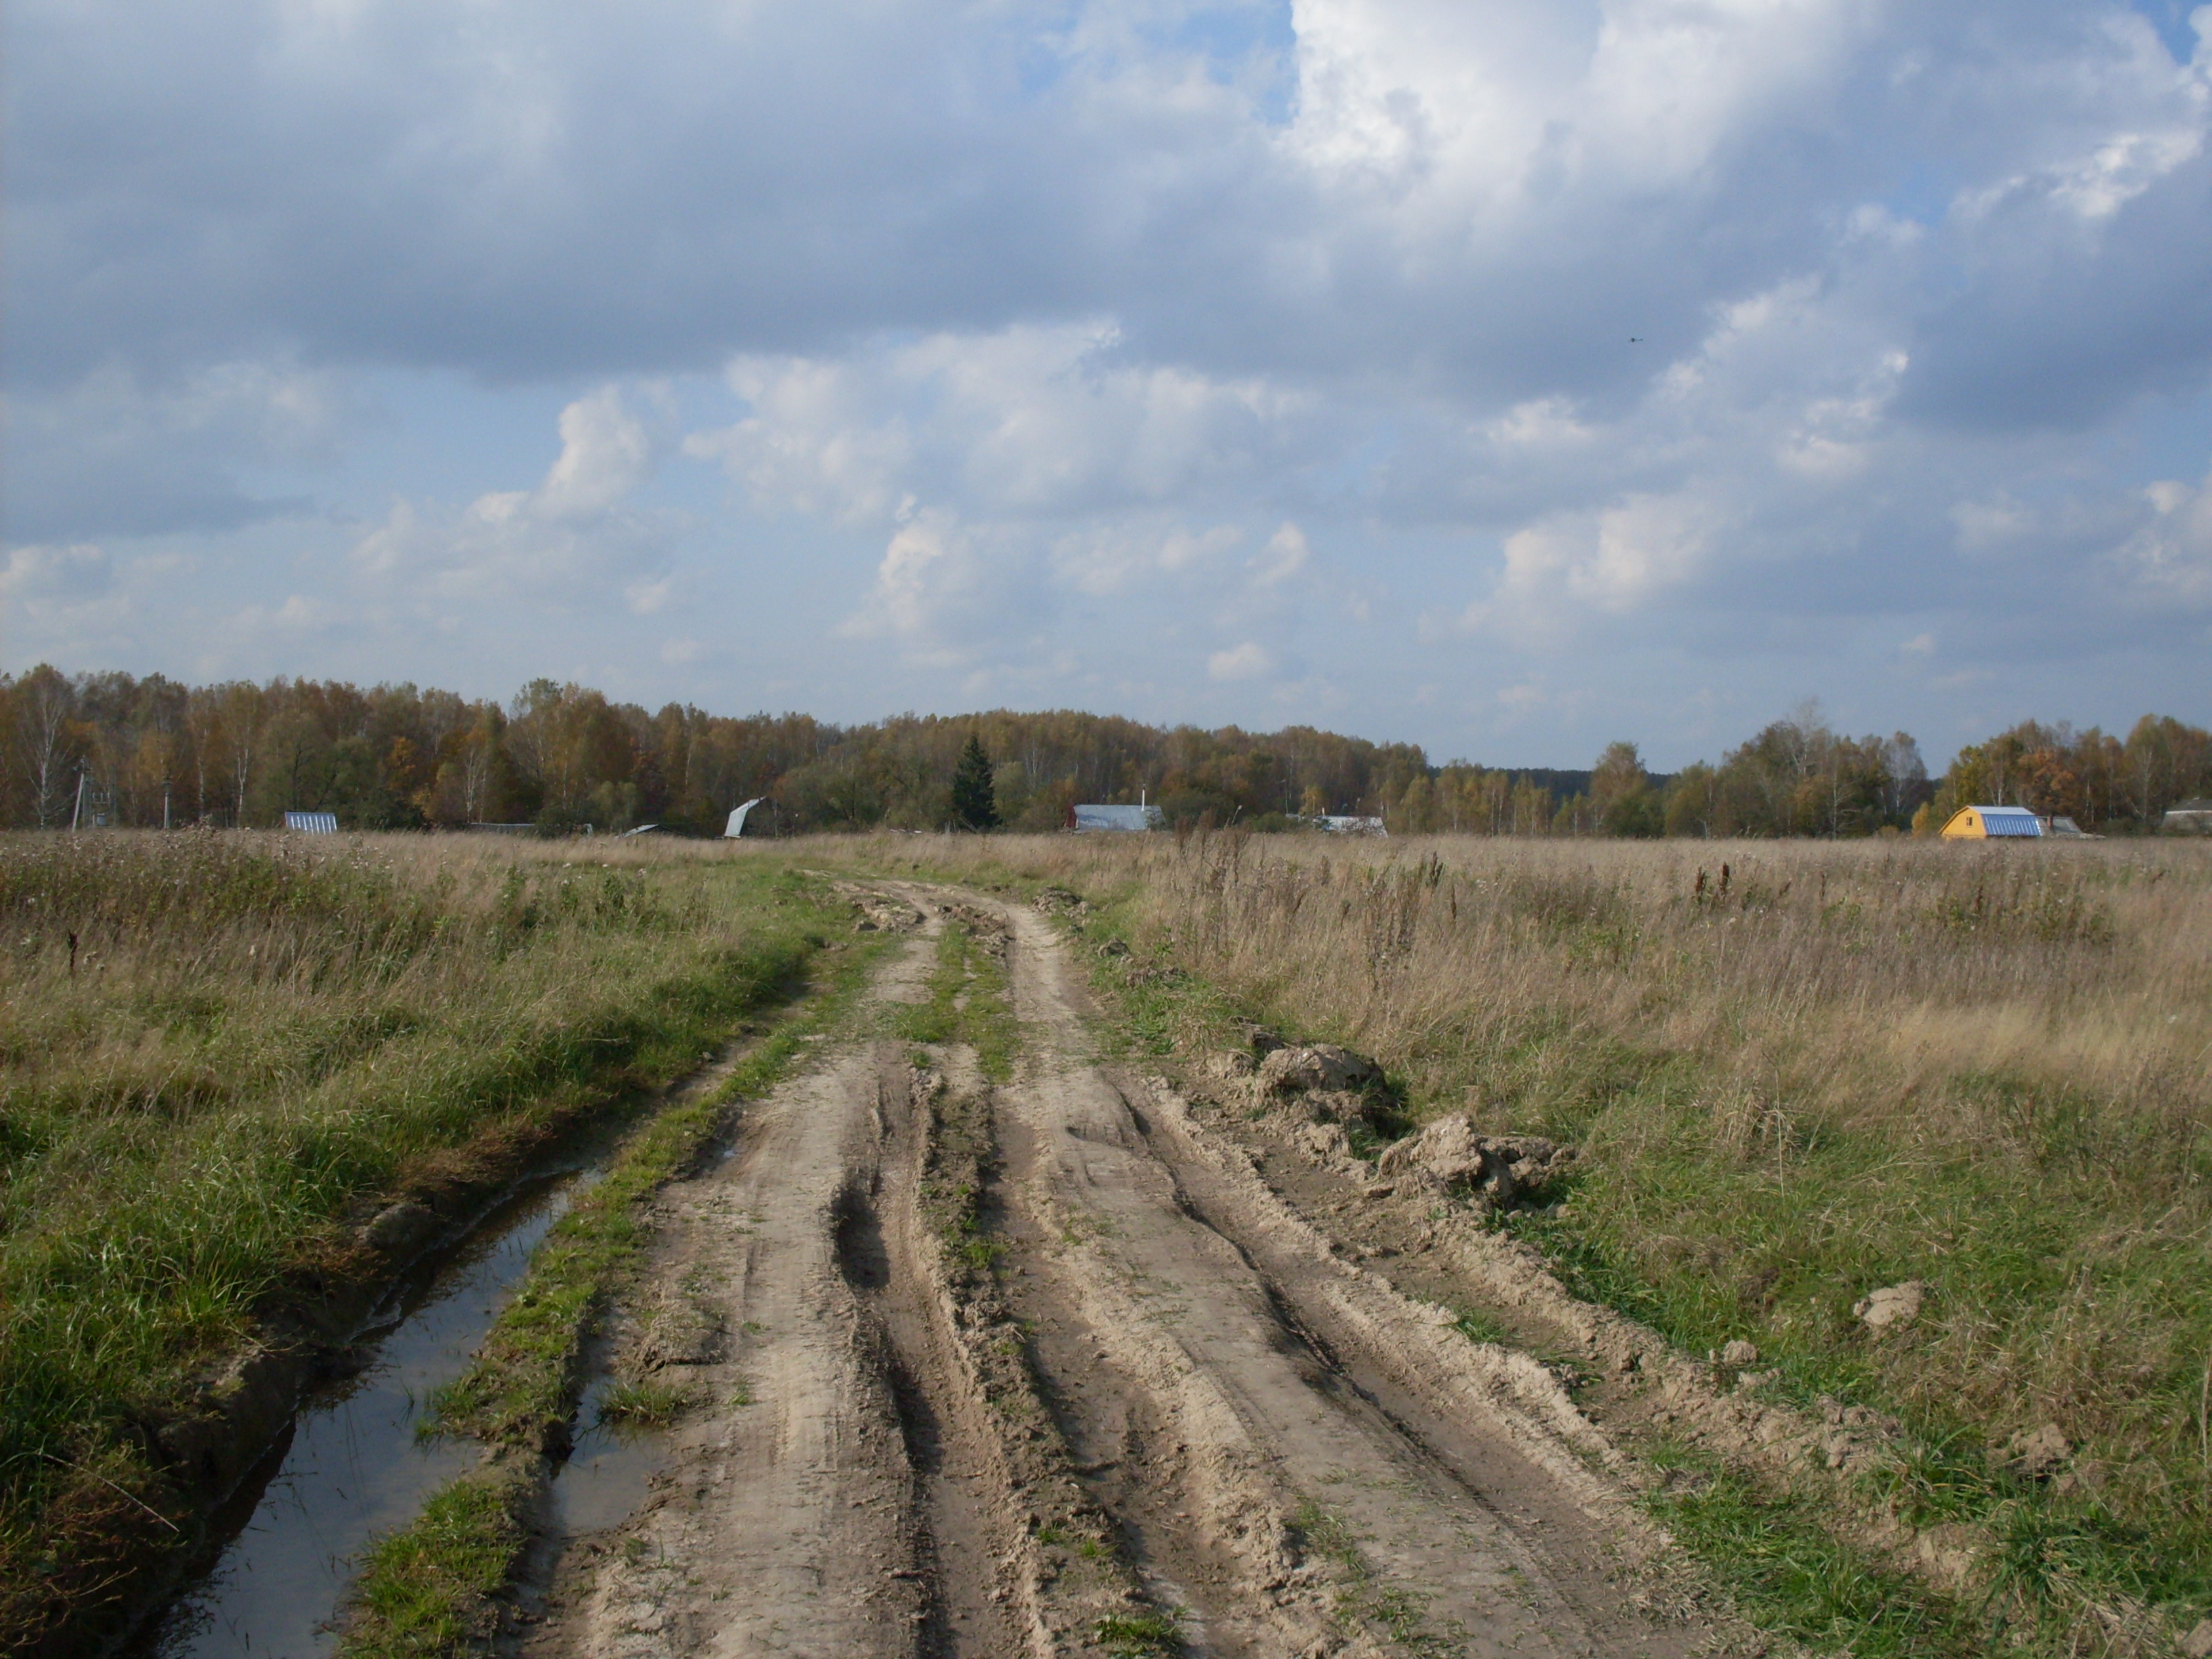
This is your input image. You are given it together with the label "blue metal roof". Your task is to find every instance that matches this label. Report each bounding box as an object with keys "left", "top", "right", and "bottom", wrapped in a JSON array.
[
  {"left": 283, "top": 811, "right": 338, "bottom": 834},
  {"left": 1973, "top": 806, "right": 2042, "bottom": 836}
]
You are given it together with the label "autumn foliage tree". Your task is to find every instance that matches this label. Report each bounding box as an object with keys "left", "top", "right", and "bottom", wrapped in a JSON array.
[{"left": 0, "top": 664, "right": 2202, "bottom": 838}]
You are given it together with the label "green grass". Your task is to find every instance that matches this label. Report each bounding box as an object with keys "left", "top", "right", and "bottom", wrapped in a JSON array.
[
  {"left": 1447, "top": 1307, "right": 1512, "bottom": 1347},
  {"left": 1093, "top": 1610, "right": 1184, "bottom": 1656},
  {"left": 1643, "top": 1446, "right": 1984, "bottom": 1658},
  {"left": 594, "top": 1379, "right": 687, "bottom": 1431},
  {"left": 0, "top": 833, "right": 836, "bottom": 1647},
  {"left": 340, "top": 1465, "right": 531, "bottom": 1659},
  {"left": 1496, "top": 1098, "right": 2212, "bottom": 1633}
]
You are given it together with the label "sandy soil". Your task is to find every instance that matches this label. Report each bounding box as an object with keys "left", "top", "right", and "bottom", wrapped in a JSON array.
[{"left": 515, "top": 888, "right": 1748, "bottom": 1659}]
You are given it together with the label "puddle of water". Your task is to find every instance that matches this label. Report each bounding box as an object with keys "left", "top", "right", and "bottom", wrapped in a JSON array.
[
  {"left": 137, "top": 1172, "right": 593, "bottom": 1659},
  {"left": 548, "top": 1376, "right": 672, "bottom": 1537}
]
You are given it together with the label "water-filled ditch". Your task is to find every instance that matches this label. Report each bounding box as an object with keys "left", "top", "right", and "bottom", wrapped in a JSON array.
[{"left": 134, "top": 1168, "right": 598, "bottom": 1659}]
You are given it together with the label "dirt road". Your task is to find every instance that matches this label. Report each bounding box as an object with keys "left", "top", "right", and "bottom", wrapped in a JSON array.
[{"left": 516, "top": 888, "right": 1738, "bottom": 1658}]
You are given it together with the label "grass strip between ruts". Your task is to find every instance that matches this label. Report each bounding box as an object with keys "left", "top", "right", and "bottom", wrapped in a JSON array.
[
  {"left": 890, "top": 915, "right": 1017, "bottom": 1084},
  {"left": 335, "top": 922, "right": 903, "bottom": 1658}
]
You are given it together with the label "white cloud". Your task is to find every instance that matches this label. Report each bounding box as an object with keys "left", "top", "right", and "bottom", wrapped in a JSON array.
[
  {"left": 1208, "top": 640, "right": 1273, "bottom": 681},
  {"left": 688, "top": 323, "right": 1314, "bottom": 528},
  {"left": 625, "top": 577, "right": 674, "bottom": 615},
  {"left": 1485, "top": 398, "right": 1594, "bottom": 448},
  {"left": 2111, "top": 467, "right": 2212, "bottom": 604},
  {"left": 537, "top": 387, "right": 654, "bottom": 518},
  {"left": 1, "top": 541, "right": 112, "bottom": 602},
  {"left": 838, "top": 506, "right": 1011, "bottom": 668},
  {"left": 232, "top": 594, "right": 330, "bottom": 632},
  {"left": 1248, "top": 522, "right": 1311, "bottom": 587},
  {"left": 1952, "top": 497, "right": 2035, "bottom": 551},
  {"left": 0, "top": 541, "right": 161, "bottom": 666},
  {"left": 1468, "top": 490, "right": 1728, "bottom": 637},
  {"left": 350, "top": 386, "right": 672, "bottom": 605},
  {"left": 1051, "top": 522, "right": 1244, "bottom": 596}
]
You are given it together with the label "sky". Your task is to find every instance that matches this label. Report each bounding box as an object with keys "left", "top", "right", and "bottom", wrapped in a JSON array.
[{"left": 5, "top": 0, "right": 2211, "bottom": 770}]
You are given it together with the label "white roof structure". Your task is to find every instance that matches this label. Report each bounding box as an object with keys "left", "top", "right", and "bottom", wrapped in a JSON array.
[
  {"left": 283, "top": 811, "right": 338, "bottom": 834},
  {"left": 1071, "top": 804, "right": 1164, "bottom": 832},
  {"left": 1318, "top": 815, "right": 1387, "bottom": 836},
  {"left": 724, "top": 798, "right": 764, "bottom": 838},
  {"left": 2162, "top": 800, "right": 2212, "bottom": 834}
]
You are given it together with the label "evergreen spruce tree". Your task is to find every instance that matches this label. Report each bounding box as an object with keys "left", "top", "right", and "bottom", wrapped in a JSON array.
[{"left": 950, "top": 733, "right": 999, "bottom": 831}]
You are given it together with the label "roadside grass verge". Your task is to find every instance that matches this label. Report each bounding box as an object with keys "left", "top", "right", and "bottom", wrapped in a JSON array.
[
  {"left": 337, "top": 912, "right": 898, "bottom": 1657},
  {"left": 1641, "top": 1445, "right": 1986, "bottom": 1659},
  {"left": 817, "top": 830, "right": 2212, "bottom": 1655},
  {"left": 0, "top": 832, "right": 828, "bottom": 1648}
]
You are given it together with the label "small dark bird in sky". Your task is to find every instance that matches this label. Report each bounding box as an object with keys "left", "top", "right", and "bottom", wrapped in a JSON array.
[{"left": 1629, "top": 335, "right": 1644, "bottom": 342}]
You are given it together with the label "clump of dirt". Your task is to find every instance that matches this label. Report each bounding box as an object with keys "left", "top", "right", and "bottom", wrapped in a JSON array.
[
  {"left": 1202, "top": 1038, "right": 1580, "bottom": 1221},
  {"left": 1256, "top": 1042, "right": 1384, "bottom": 1097},
  {"left": 841, "top": 884, "right": 925, "bottom": 933},
  {"left": 1032, "top": 886, "right": 1092, "bottom": 919},
  {"left": 935, "top": 900, "right": 1011, "bottom": 958},
  {"left": 1373, "top": 1114, "right": 1577, "bottom": 1212},
  {"left": 1853, "top": 1279, "right": 1927, "bottom": 1332},
  {"left": 1220, "top": 1040, "right": 1406, "bottom": 1146}
]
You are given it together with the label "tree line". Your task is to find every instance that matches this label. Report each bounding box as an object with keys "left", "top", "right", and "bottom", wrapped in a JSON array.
[{"left": 1, "top": 666, "right": 2204, "bottom": 837}]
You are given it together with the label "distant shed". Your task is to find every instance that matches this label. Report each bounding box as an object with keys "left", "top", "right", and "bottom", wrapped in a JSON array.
[
  {"left": 1940, "top": 805, "right": 2042, "bottom": 840},
  {"left": 1069, "top": 803, "right": 1164, "bottom": 832},
  {"left": 2162, "top": 799, "right": 2212, "bottom": 835},
  {"left": 1317, "top": 815, "right": 1388, "bottom": 836},
  {"left": 724, "top": 798, "right": 765, "bottom": 838},
  {"left": 283, "top": 811, "right": 338, "bottom": 834}
]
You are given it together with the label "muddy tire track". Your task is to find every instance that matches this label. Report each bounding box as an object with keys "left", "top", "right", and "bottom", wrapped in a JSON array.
[
  {"left": 957, "top": 891, "right": 1729, "bottom": 1659},
  {"left": 518, "top": 891, "right": 1740, "bottom": 1659},
  {"left": 522, "top": 911, "right": 1160, "bottom": 1659}
]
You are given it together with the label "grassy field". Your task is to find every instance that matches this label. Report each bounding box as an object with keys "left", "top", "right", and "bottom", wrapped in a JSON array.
[
  {"left": 12, "top": 823, "right": 2209, "bottom": 1653},
  {"left": 838, "top": 828, "right": 2212, "bottom": 1650},
  {"left": 0, "top": 830, "right": 832, "bottom": 1646}
]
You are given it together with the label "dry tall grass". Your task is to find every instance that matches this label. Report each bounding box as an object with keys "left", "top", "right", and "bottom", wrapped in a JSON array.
[{"left": 855, "top": 827, "right": 2212, "bottom": 1605}]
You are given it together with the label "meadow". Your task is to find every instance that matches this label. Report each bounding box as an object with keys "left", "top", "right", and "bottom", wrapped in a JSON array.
[
  {"left": 8, "top": 821, "right": 2209, "bottom": 1652},
  {"left": 861, "top": 827, "right": 2212, "bottom": 1638},
  {"left": 0, "top": 831, "right": 829, "bottom": 1644}
]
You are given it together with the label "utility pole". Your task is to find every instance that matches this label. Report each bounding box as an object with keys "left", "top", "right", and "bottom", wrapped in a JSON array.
[
  {"left": 163, "top": 777, "right": 172, "bottom": 831},
  {"left": 70, "top": 768, "right": 87, "bottom": 832}
]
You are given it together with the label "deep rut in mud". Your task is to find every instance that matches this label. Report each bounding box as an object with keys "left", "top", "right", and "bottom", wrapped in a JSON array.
[{"left": 517, "top": 892, "right": 1739, "bottom": 1659}]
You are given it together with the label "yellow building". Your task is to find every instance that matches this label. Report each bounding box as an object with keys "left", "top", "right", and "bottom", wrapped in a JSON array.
[{"left": 1940, "top": 805, "right": 2043, "bottom": 840}]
